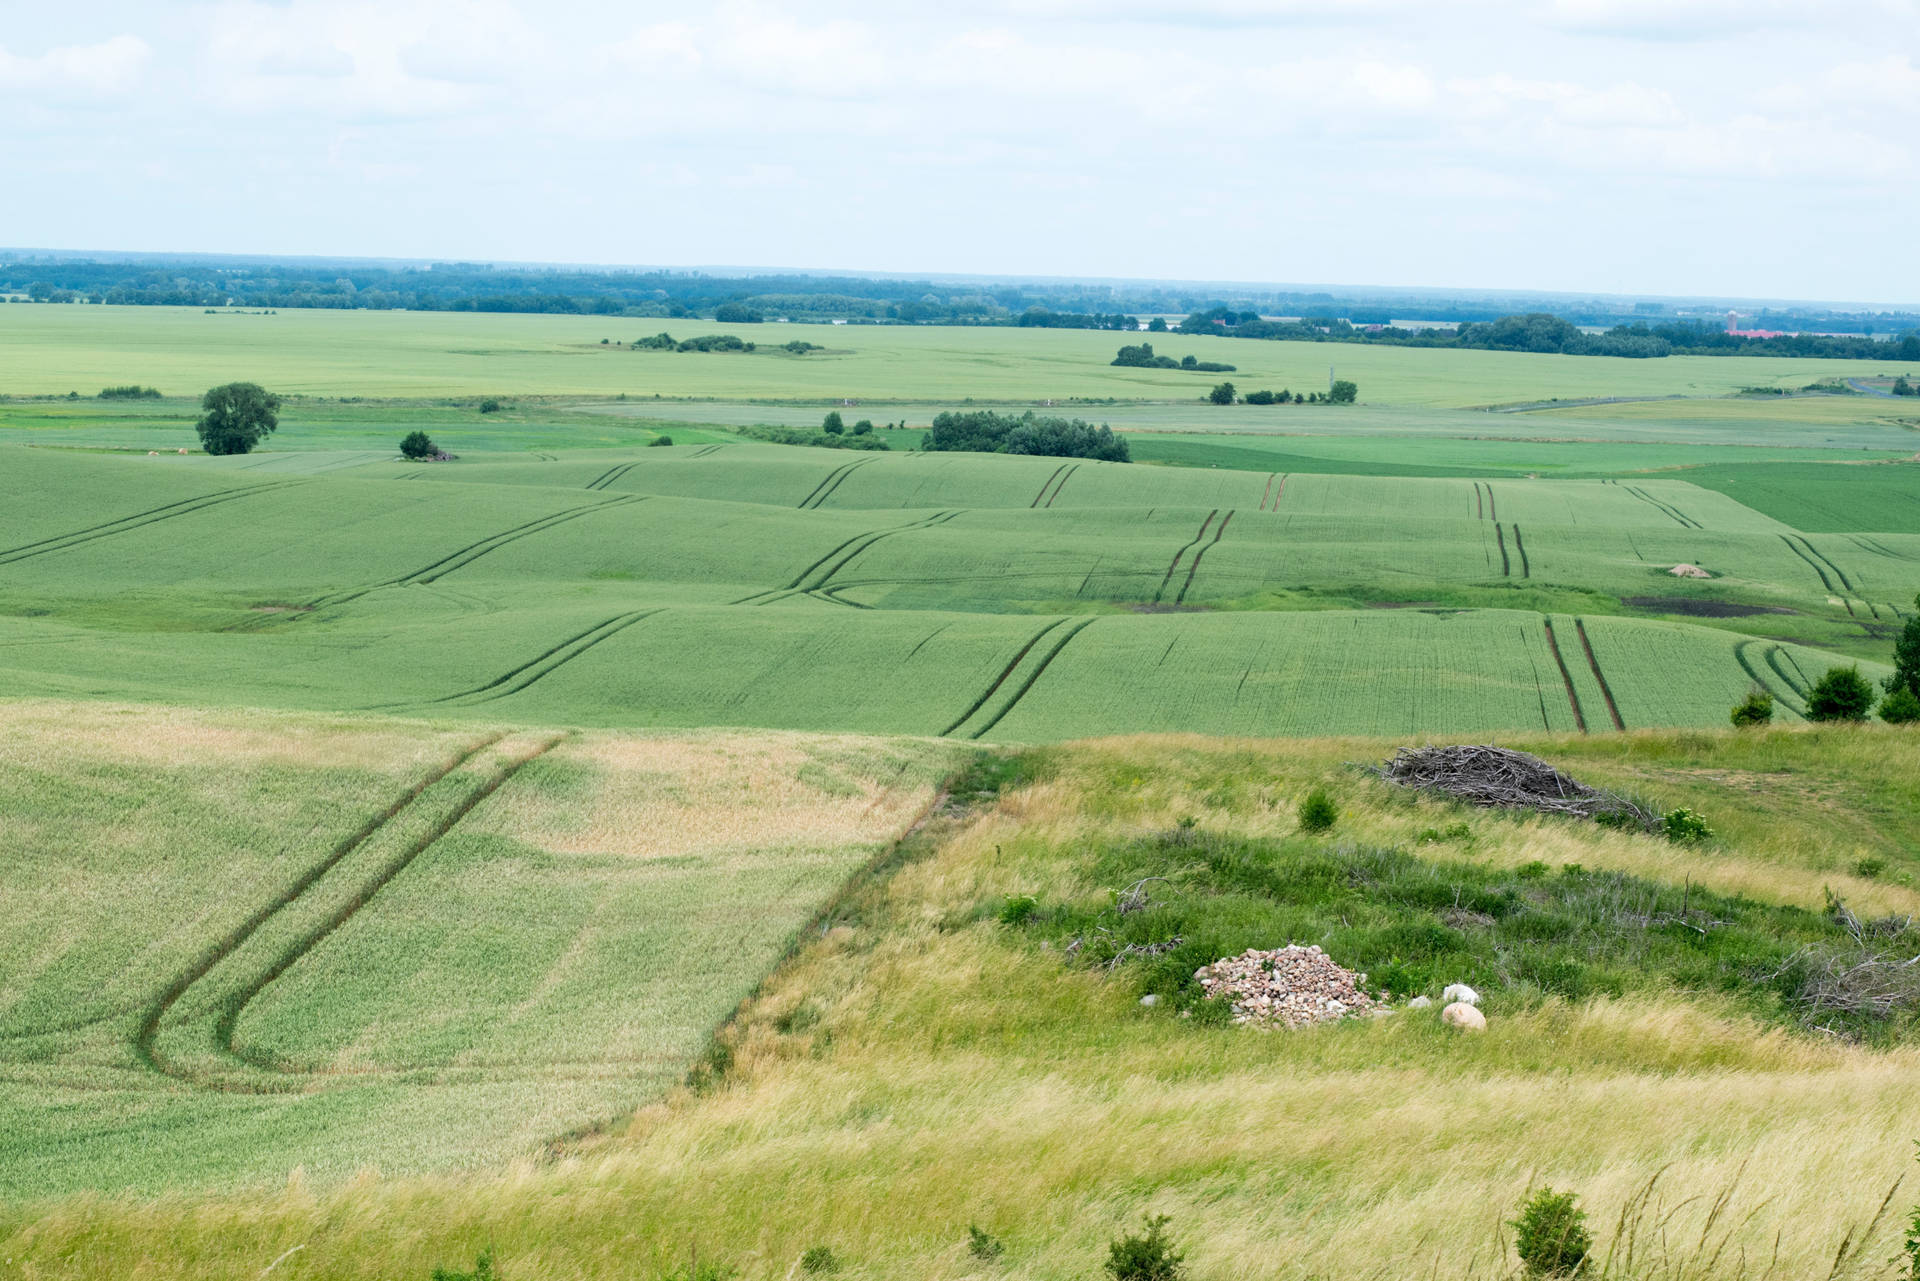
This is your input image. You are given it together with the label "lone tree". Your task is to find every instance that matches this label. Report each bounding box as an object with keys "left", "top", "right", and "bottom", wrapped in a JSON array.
[
  {"left": 1805, "top": 665, "right": 1876, "bottom": 722},
  {"left": 1887, "top": 592, "right": 1920, "bottom": 699},
  {"left": 822, "top": 411, "right": 845, "bottom": 435},
  {"left": 195, "top": 382, "right": 281, "bottom": 455},
  {"left": 1208, "top": 381, "right": 1236, "bottom": 405},
  {"left": 399, "top": 430, "right": 438, "bottom": 460}
]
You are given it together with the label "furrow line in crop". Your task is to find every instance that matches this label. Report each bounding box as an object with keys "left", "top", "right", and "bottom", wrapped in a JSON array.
[
  {"left": 131, "top": 733, "right": 507, "bottom": 1087},
  {"left": 1735, "top": 640, "right": 1804, "bottom": 716},
  {"left": 1790, "top": 535, "right": 1855, "bottom": 592},
  {"left": 1625, "top": 485, "right": 1699, "bottom": 529},
  {"left": 1574, "top": 619, "right": 1626, "bottom": 730},
  {"left": 938, "top": 619, "right": 1067, "bottom": 737},
  {"left": 1494, "top": 523, "right": 1511, "bottom": 577},
  {"left": 216, "top": 736, "right": 565, "bottom": 1088},
  {"left": 1045, "top": 465, "right": 1080, "bottom": 507},
  {"left": 582, "top": 462, "right": 627, "bottom": 490},
  {"left": 1155, "top": 510, "right": 1218, "bottom": 601},
  {"left": 1513, "top": 524, "right": 1531, "bottom": 578},
  {"left": 1030, "top": 465, "right": 1067, "bottom": 508},
  {"left": 585, "top": 462, "right": 636, "bottom": 491},
  {"left": 0, "top": 482, "right": 301, "bottom": 566},
  {"left": 795, "top": 461, "right": 860, "bottom": 509},
  {"left": 1485, "top": 484, "right": 1498, "bottom": 523},
  {"left": 808, "top": 512, "right": 955, "bottom": 590},
  {"left": 399, "top": 615, "right": 637, "bottom": 706},
  {"left": 1521, "top": 634, "right": 1552, "bottom": 731},
  {"left": 417, "top": 497, "right": 645, "bottom": 584},
  {"left": 1174, "top": 511, "right": 1233, "bottom": 605},
  {"left": 1259, "top": 473, "right": 1276, "bottom": 511},
  {"left": 472, "top": 612, "right": 662, "bottom": 701},
  {"left": 1777, "top": 534, "right": 1836, "bottom": 593},
  {"left": 969, "top": 617, "right": 1100, "bottom": 739},
  {"left": 1542, "top": 619, "right": 1588, "bottom": 733}
]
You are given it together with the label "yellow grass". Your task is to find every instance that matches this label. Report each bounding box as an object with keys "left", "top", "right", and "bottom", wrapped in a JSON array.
[{"left": 9, "top": 727, "right": 1919, "bottom": 1279}]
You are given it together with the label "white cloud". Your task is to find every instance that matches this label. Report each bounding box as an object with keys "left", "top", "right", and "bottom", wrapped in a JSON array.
[{"left": 0, "top": 34, "right": 149, "bottom": 99}]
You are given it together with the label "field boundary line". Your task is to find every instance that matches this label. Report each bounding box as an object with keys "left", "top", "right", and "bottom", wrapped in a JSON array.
[
  {"left": 1541, "top": 619, "right": 1588, "bottom": 733},
  {"left": 969, "top": 617, "right": 1099, "bottom": 739},
  {"left": 939, "top": 619, "right": 1066, "bottom": 737},
  {"left": 1573, "top": 618, "right": 1627, "bottom": 730},
  {"left": 0, "top": 482, "right": 302, "bottom": 566},
  {"left": 131, "top": 734, "right": 506, "bottom": 1086},
  {"left": 215, "top": 735, "right": 566, "bottom": 1086},
  {"left": 1174, "top": 510, "right": 1233, "bottom": 605},
  {"left": 1155, "top": 509, "right": 1218, "bottom": 601}
]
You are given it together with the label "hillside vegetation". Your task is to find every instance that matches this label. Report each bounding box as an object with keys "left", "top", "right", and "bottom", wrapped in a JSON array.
[{"left": 7, "top": 723, "right": 1919, "bottom": 1279}]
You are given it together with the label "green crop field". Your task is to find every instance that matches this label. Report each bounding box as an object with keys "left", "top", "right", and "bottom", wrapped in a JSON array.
[{"left": 6, "top": 305, "right": 1920, "bottom": 1278}]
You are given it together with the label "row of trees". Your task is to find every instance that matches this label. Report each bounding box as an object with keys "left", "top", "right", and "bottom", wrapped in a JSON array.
[
  {"left": 1209, "top": 381, "right": 1357, "bottom": 405},
  {"left": 1112, "top": 343, "right": 1235, "bottom": 372},
  {"left": 924, "top": 410, "right": 1130, "bottom": 462},
  {"left": 631, "top": 332, "right": 755, "bottom": 352}
]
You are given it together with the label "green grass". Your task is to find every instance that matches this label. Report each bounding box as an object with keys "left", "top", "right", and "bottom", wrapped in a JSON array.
[
  {"left": 1679, "top": 460, "right": 1920, "bottom": 532},
  {"left": 0, "top": 701, "right": 957, "bottom": 1196}
]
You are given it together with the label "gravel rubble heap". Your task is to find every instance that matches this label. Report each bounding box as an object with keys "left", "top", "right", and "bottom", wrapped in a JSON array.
[{"left": 1196, "top": 945, "right": 1383, "bottom": 1029}]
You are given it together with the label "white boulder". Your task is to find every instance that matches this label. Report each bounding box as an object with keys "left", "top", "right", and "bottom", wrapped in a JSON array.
[
  {"left": 1442, "top": 1001, "right": 1487, "bottom": 1032},
  {"left": 1442, "top": 983, "right": 1480, "bottom": 1006}
]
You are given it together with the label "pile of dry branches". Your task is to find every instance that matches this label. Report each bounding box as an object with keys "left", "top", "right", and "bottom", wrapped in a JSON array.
[{"left": 1371, "top": 744, "right": 1659, "bottom": 830}]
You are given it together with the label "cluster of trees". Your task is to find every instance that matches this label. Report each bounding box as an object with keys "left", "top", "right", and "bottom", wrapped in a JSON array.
[
  {"left": 632, "top": 332, "right": 755, "bottom": 352},
  {"left": 1736, "top": 603, "right": 1920, "bottom": 726},
  {"left": 1112, "top": 343, "right": 1236, "bottom": 373},
  {"left": 1894, "top": 376, "right": 1917, "bottom": 396},
  {"left": 736, "top": 414, "right": 888, "bottom": 451},
  {"left": 1017, "top": 308, "right": 1137, "bottom": 330},
  {"left": 1209, "top": 381, "right": 1358, "bottom": 405},
  {"left": 924, "top": 410, "right": 1130, "bottom": 462},
  {"left": 99, "top": 385, "right": 161, "bottom": 399}
]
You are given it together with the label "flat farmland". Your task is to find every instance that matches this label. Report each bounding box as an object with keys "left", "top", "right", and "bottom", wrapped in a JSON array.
[{"left": 4, "top": 304, "right": 1918, "bottom": 405}]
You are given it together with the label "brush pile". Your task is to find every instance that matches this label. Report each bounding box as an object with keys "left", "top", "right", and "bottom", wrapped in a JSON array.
[
  {"left": 1372, "top": 744, "right": 1658, "bottom": 830},
  {"left": 1196, "top": 945, "right": 1382, "bottom": 1029}
]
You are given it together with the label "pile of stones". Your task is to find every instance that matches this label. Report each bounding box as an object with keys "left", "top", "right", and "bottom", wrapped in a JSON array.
[{"left": 1194, "top": 945, "right": 1383, "bottom": 1029}]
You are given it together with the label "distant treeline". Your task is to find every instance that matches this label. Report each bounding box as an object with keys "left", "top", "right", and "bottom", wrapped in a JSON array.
[
  {"left": 1177, "top": 308, "right": 1920, "bottom": 362},
  {"left": 925, "top": 411, "right": 1130, "bottom": 462}
]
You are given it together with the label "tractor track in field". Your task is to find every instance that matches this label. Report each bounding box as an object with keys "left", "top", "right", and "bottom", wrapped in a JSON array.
[
  {"left": 1030, "top": 465, "right": 1067, "bottom": 508},
  {"left": 966, "top": 617, "right": 1099, "bottom": 739},
  {"left": 939, "top": 619, "right": 1067, "bottom": 737},
  {"left": 1155, "top": 510, "right": 1219, "bottom": 602},
  {"left": 1513, "top": 524, "right": 1531, "bottom": 578},
  {"left": 302, "top": 496, "right": 642, "bottom": 611},
  {"left": 808, "top": 511, "right": 960, "bottom": 592},
  {"left": 0, "top": 482, "right": 302, "bottom": 566},
  {"left": 131, "top": 733, "right": 510, "bottom": 1089},
  {"left": 1618, "top": 483, "right": 1700, "bottom": 529},
  {"left": 1541, "top": 620, "right": 1588, "bottom": 733},
  {"left": 1520, "top": 639, "right": 1553, "bottom": 731},
  {"left": 1777, "top": 534, "right": 1838, "bottom": 594},
  {"left": 1042, "top": 464, "right": 1080, "bottom": 507},
  {"left": 1574, "top": 619, "right": 1626, "bottom": 730},
  {"left": 1735, "top": 640, "right": 1809, "bottom": 715},
  {"left": 737, "top": 512, "right": 961, "bottom": 603},
  {"left": 1786, "top": 534, "right": 1855, "bottom": 592},
  {"left": 584, "top": 462, "right": 636, "bottom": 491},
  {"left": 1174, "top": 511, "right": 1233, "bottom": 605},
  {"left": 796, "top": 459, "right": 876, "bottom": 510},
  {"left": 215, "top": 737, "right": 563, "bottom": 1085},
  {"left": 1494, "top": 524, "right": 1512, "bottom": 577},
  {"left": 425, "top": 611, "right": 664, "bottom": 706}
]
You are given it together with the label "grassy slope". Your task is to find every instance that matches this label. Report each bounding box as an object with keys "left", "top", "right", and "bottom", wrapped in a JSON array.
[
  {"left": 0, "top": 701, "right": 957, "bottom": 1196},
  {"left": 9, "top": 726, "right": 1919, "bottom": 1279},
  {"left": 5, "top": 305, "right": 1919, "bottom": 404}
]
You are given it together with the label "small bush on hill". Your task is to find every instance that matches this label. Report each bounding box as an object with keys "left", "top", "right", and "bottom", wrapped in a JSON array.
[
  {"left": 852, "top": 419, "right": 873, "bottom": 435},
  {"left": 634, "top": 332, "right": 677, "bottom": 350},
  {"left": 98, "top": 385, "right": 161, "bottom": 399},
  {"left": 1663, "top": 807, "right": 1713, "bottom": 844},
  {"left": 967, "top": 1225, "right": 1005, "bottom": 1261},
  {"left": 1104, "top": 1215, "right": 1184, "bottom": 1281},
  {"left": 649, "top": 434, "right": 673, "bottom": 447},
  {"left": 1297, "top": 787, "right": 1337, "bottom": 833},
  {"left": 1807, "top": 666, "right": 1876, "bottom": 722},
  {"left": 822, "top": 411, "right": 844, "bottom": 435},
  {"left": 1328, "top": 378, "right": 1359, "bottom": 403},
  {"left": 478, "top": 398, "right": 502, "bottom": 413},
  {"left": 998, "top": 895, "right": 1038, "bottom": 926},
  {"left": 430, "top": 1247, "right": 496, "bottom": 1281},
  {"left": 1511, "top": 1189, "right": 1591, "bottom": 1277},
  {"left": 1208, "top": 381, "right": 1236, "bottom": 405},
  {"left": 1731, "top": 687, "right": 1774, "bottom": 727},
  {"left": 798, "top": 1246, "right": 838, "bottom": 1274},
  {"left": 1882, "top": 685, "right": 1920, "bottom": 725},
  {"left": 399, "top": 430, "right": 438, "bottom": 460},
  {"left": 677, "top": 333, "right": 752, "bottom": 353},
  {"left": 783, "top": 340, "right": 821, "bottom": 354}
]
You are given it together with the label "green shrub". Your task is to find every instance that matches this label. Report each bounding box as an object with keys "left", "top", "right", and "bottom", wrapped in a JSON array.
[
  {"left": 1511, "top": 1188, "right": 1591, "bottom": 1277},
  {"left": 1207, "top": 381, "right": 1236, "bottom": 405},
  {"left": 1806, "top": 666, "right": 1875, "bottom": 722},
  {"left": 1730, "top": 687, "right": 1774, "bottom": 727},
  {"left": 1104, "top": 1215, "right": 1184, "bottom": 1281},
  {"left": 822, "top": 411, "right": 845, "bottom": 435},
  {"left": 649, "top": 435, "right": 674, "bottom": 447},
  {"left": 654, "top": 1260, "right": 737, "bottom": 1281},
  {"left": 852, "top": 419, "right": 873, "bottom": 435},
  {"left": 1662, "top": 808, "right": 1713, "bottom": 844},
  {"left": 1854, "top": 858, "right": 1887, "bottom": 880},
  {"left": 98, "top": 384, "right": 161, "bottom": 399},
  {"left": 967, "top": 1225, "right": 1005, "bottom": 1261},
  {"left": 998, "top": 895, "right": 1038, "bottom": 926},
  {"left": 1516, "top": 860, "right": 1551, "bottom": 880},
  {"left": 431, "top": 1247, "right": 496, "bottom": 1281},
  {"left": 1882, "top": 685, "right": 1920, "bottom": 725},
  {"left": 1297, "top": 787, "right": 1338, "bottom": 833},
  {"left": 799, "top": 1246, "right": 839, "bottom": 1274},
  {"left": 478, "top": 398, "right": 502, "bottom": 413},
  {"left": 399, "top": 430, "right": 438, "bottom": 460}
]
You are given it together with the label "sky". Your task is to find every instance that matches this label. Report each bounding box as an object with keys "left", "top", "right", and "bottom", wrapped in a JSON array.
[{"left": 3, "top": 0, "right": 1917, "bottom": 304}]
